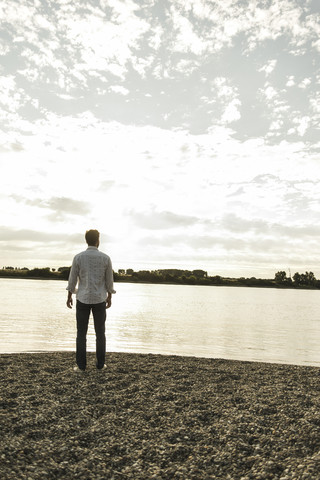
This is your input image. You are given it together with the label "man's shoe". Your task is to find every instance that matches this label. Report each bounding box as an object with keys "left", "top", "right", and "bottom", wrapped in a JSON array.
[
  {"left": 73, "top": 366, "right": 85, "bottom": 372},
  {"left": 97, "top": 364, "right": 107, "bottom": 370}
]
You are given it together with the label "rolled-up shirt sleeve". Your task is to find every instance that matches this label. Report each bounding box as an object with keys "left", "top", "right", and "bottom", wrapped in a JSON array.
[
  {"left": 66, "top": 257, "right": 79, "bottom": 293},
  {"left": 105, "top": 257, "right": 116, "bottom": 294}
]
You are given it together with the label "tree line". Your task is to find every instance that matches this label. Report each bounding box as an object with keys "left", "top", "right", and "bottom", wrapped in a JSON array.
[
  {"left": 1, "top": 266, "right": 320, "bottom": 289},
  {"left": 115, "top": 269, "right": 320, "bottom": 288},
  {"left": 274, "top": 270, "right": 319, "bottom": 288},
  {"left": 1, "top": 266, "right": 71, "bottom": 280}
]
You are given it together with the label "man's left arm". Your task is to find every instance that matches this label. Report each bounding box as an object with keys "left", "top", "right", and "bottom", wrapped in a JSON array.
[
  {"left": 105, "top": 257, "right": 116, "bottom": 309},
  {"left": 67, "top": 290, "right": 73, "bottom": 309},
  {"left": 66, "top": 257, "right": 78, "bottom": 309},
  {"left": 106, "top": 292, "right": 112, "bottom": 309}
]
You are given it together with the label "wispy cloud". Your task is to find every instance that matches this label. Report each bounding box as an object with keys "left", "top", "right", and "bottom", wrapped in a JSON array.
[
  {"left": 0, "top": 227, "right": 81, "bottom": 243},
  {"left": 11, "top": 195, "right": 90, "bottom": 217},
  {"left": 127, "top": 208, "right": 200, "bottom": 230}
]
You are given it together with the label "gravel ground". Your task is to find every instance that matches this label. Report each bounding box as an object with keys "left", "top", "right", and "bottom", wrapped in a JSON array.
[{"left": 1, "top": 352, "right": 320, "bottom": 479}]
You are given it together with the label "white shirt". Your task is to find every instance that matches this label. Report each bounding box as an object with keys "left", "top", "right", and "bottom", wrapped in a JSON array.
[{"left": 67, "top": 247, "right": 116, "bottom": 304}]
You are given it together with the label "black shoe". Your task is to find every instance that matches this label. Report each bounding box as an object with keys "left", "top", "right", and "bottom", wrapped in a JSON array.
[
  {"left": 97, "top": 364, "right": 107, "bottom": 370},
  {"left": 73, "top": 366, "right": 85, "bottom": 372}
]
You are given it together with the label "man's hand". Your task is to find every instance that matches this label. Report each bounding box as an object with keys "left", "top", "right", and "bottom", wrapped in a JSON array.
[
  {"left": 106, "top": 294, "right": 112, "bottom": 309},
  {"left": 67, "top": 292, "right": 73, "bottom": 309}
]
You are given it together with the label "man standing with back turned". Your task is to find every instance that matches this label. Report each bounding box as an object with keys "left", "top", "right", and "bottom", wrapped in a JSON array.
[{"left": 66, "top": 229, "right": 115, "bottom": 372}]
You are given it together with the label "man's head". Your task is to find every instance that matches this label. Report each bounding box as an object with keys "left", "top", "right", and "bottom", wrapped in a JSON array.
[{"left": 85, "top": 229, "right": 100, "bottom": 247}]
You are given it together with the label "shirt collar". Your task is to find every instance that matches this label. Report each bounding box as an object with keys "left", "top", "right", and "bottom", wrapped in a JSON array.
[{"left": 87, "top": 246, "right": 98, "bottom": 250}]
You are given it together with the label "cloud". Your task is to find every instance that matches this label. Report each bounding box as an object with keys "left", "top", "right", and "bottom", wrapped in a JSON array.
[
  {"left": 11, "top": 195, "right": 90, "bottom": 219},
  {"left": 221, "top": 99, "right": 241, "bottom": 123},
  {"left": 172, "top": 0, "right": 319, "bottom": 55},
  {"left": 46, "top": 197, "right": 91, "bottom": 216},
  {"left": 0, "top": 227, "right": 81, "bottom": 243},
  {"left": 0, "top": 75, "right": 31, "bottom": 112},
  {"left": 0, "top": 0, "right": 318, "bottom": 141},
  {"left": 127, "top": 209, "right": 200, "bottom": 230},
  {"left": 269, "top": 120, "right": 283, "bottom": 132},
  {"left": 98, "top": 180, "right": 117, "bottom": 191},
  {"left": 63, "top": 0, "right": 150, "bottom": 80},
  {"left": 262, "top": 85, "right": 278, "bottom": 101},
  {"left": 295, "top": 116, "right": 311, "bottom": 137},
  {"left": 221, "top": 214, "right": 269, "bottom": 235},
  {"left": 170, "top": 4, "right": 210, "bottom": 55},
  {"left": 220, "top": 212, "right": 320, "bottom": 238},
  {"left": 227, "top": 186, "right": 245, "bottom": 197},
  {"left": 0, "top": 227, "right": 86, "bottom": 267},
  {"left": 109, "top": 85, "right": 129, "bottom": 95},
  {"left": 259, "top": 59, "right": 277, "bottom": 76},
  {"left": 137, "top": 229, "right": 310, "bottom": 257},
  {"left": 139, "top": 232, "right": 246, "bottom": 251},
  {"left": 298, "top": 78, "right": 312, "bottom": 89},
  {"left": 286, "top": 76, "right": 295, "bottom": 87},
  {"left": 288, "top": 115, "right": 311, "bottom": 137}
]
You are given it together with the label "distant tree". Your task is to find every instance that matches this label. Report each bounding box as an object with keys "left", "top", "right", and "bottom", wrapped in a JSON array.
[
  {"left": 244, "top": 277, "right": 259, "bottom": 287},
  {"left": 192, "top": 270, "right": 208, "bottom": 278},
  {"left": 186, "top": 275, "right": 197, "bottom": 285},
  {"left": 58, "top": 267, "right": 71, "bottom": 280},
  {"left": 164, "top": 273, "right": 174, "bottom": 283},
  {"left": 293, "top": 271, "right": 317, "bottom": 287},
  {"left": 118, "top": 269, "right": 125, "bottom": 275},
  {"left": 27, "top": 267, "right": 52, "bottom": 278},
  {"left": 293, "top": 272, "right": 301, "bottom": 286},
  {"left": 139, "top": 270, "right": 153, "bottom": 281},
  {"left": 210, "top": 275, "right": 222, "bottom": 285},
  {"left": 126, "top": 269, "right": 134, "bottom": 275},
  {"left": 305, "top": 271, "right": 316, "bottom": 286},
  {"left": 275, "top": 271, "right": 287, "bottom": 284}
]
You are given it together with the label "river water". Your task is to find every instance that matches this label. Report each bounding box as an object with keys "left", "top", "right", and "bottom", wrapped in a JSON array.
[{"left": 1, "top": 278, "right": 319, "bottom": 366}]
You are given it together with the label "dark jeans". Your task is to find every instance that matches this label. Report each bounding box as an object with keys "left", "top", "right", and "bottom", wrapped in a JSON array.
[{"left": 76, "top": 300, "right": 106, "bottom": 370}]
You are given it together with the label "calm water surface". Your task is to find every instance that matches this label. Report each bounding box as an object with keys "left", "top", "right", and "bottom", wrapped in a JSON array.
[{"left": 1, "top": 278, "right": 319, "bottom": 366}]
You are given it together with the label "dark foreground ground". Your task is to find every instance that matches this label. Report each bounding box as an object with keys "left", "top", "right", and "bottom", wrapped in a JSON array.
[{"left": 1, "top": 352, "right": 320, "bottom": 480}]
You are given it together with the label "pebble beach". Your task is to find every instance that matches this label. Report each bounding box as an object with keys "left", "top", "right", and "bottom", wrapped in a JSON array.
[{"left": 1, "top": 351, "right": 320, "bottom": 479}]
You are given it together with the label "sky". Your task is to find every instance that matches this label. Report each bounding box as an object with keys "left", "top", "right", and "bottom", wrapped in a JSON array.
[{"left": 0, "top": 0, "right": 319, "bottom": 278}]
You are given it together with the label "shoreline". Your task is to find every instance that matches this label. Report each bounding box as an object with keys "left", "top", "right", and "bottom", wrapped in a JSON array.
[
  {"left": 1, "top": 349, "right": 320, "bottom": 368},
  {"left": 1, "top": 352, "right": 320, "bottom": 479},
  {"left": 1, "top": 274, "right": 320, "bottom": 291}
]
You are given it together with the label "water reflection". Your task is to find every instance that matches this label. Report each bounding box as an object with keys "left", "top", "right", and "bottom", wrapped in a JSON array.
[{"left": 0, "top": 279, "right": 320, "bottom": 366}]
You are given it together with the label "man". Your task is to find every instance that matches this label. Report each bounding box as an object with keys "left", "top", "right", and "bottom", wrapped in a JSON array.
[{"left": 66, "top": 229, "right": 115, "bottom": 372}]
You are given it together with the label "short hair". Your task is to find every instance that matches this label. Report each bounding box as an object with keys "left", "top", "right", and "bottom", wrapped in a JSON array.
[{"left": 85, "top": 229, "right": 100, "bottom": 246}]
